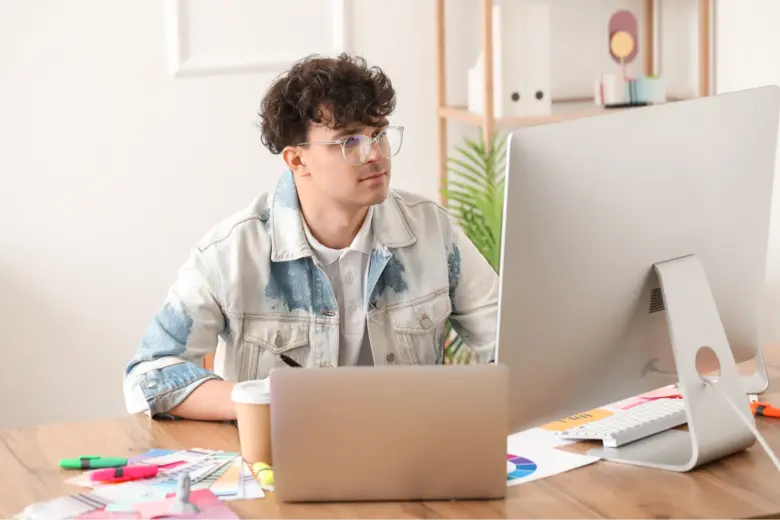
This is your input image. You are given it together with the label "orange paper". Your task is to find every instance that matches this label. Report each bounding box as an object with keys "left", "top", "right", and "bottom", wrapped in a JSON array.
[{"left": 539, "top": 408, "right": 614, "bottom": 432}]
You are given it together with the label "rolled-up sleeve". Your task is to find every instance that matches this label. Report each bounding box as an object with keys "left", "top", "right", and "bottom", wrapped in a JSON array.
[{"left": 124, "top": 248, "right": 225, "bottom": 417}]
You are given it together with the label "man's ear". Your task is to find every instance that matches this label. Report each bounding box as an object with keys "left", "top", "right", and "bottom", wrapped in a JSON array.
[{"left": 282, "top": 146, "right": 309, "bottom": 175}]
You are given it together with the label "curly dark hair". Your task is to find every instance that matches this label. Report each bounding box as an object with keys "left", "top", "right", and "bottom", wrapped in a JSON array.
[{"left": 258, "top": 53, "right": 396, "bottom": 155}]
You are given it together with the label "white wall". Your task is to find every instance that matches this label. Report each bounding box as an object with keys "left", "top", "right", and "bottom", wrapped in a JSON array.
[
  {"left": 715, "top": 0, "right": 780, "bottom": 348},
  {"left": 0, "top": 0, "right": 447, "bottom": 428},
  {"left": 0, "top": 0, "right": 699, "bottom": 428}
]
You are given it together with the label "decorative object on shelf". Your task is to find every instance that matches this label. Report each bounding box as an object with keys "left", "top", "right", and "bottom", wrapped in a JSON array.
[
  {"left": 609, "top": 10, "right": 638, "bottom": 81},
  {"left": 594, "top": 73, "right": 666, "bottom": 107},
  {"left": 435, "top": 0, "right": 713, "bottom": 253},
  {"left": 441, "top": 129, "right": 506, "bottom": 365},
  {"left": 634, "top": 75, "right": 666, "bottom": 104},
  {"left": 594, "top": 9, "right": 666, "bottom": 108},
  {"left": 467, "top": 1, "right": 551, "bottom": 119}
]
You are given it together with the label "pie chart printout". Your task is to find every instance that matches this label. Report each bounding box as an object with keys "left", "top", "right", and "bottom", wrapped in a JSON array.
[{"left": 506, "top": 454, "right": 538, "bottom": 482}]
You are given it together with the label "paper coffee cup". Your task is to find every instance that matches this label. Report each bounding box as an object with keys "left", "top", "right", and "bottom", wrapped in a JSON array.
[{"left": 231, "top": 379, "right": 272, "bottom": 465}]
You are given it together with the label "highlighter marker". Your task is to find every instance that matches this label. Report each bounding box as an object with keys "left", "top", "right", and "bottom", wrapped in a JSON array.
[
  {"left": 59, "top": 456, "right": 128, "bottom": 470},
  {"left": 90, "top": 464, "right": 158, "bottom": 483},
  {"left": 751, "top": 401, "right": 780, "bottom": 418}
]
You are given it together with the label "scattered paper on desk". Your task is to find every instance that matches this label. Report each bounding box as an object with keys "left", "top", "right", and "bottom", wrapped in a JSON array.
[
  {"left": 64, "top": 448, "right": 217, "bottom": 489},
  {"left": 87, "top": 483, "right": 169, "bottom": 513},
  {"left": 139, "top": 448, "right": 214, "bottom": 468},
  {"left": 15, "top": 448, "right": 264, "bottom": 519},
  {"left": 610, "top": 385, "right": 681, "bottom": 411},
  {"left": 103, "top": 493, "right": 167, "bottom": 514},
  {"left": 148, "top": 452, "right": 235, "bottom": 492},
  {"left": 639, "top": 385, "right": 680, "bottom": 399},
  {"left": 505, "top": 428, "right": 600, "bottom": 487},
  {"left": 193, "top": 455, "right": 235, "bottom": 491},
  {"left": 128, "top": 448, "right": 173, "bottom": 464},
  {"left": 539, "top": 408, "right": 614, "bottom": 432},
  {"left": 132, "top": 489, "right": 238, "bottom": 519},
  {"left": 13, "top": 491, "right": 110, "bottom": 519},
  {"left": 211, "top": 457, "right": 265, "bottom": 500},
  {"left": 509, "top": 426, "right": 577, "bottom": 449}
]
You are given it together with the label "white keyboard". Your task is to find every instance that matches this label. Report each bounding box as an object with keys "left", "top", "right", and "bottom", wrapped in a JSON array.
[{"left": 557, "top": 399, "right": 687, "bottom": 448}]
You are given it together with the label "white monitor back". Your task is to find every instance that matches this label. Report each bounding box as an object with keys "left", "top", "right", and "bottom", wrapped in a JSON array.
[{"left": 496, "top": 86, "right": 780, "bottom": 434}]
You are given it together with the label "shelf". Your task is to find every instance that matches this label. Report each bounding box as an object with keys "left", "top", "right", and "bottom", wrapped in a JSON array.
[
  {"left": 439, "top": 98, "right": 693, "bottom": 129},
  {"left": 434, "top": 0, "right": 712, "bottom": 203},
  {"left": 439, "top": 100, "right": 622, "bottom": 128}
]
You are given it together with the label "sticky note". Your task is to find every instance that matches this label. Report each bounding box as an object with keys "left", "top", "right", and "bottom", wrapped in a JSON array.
[
  {"left": 133, "top": 489, "right": 238, "bottom": 519},
  {"left": 539, "top": 408, "right": 614, "bottom": 432}
]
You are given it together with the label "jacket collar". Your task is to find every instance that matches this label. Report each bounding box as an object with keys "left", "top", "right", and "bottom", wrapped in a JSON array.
[{"left": 269, "top": 170, "right": 416, "bottom": 262}]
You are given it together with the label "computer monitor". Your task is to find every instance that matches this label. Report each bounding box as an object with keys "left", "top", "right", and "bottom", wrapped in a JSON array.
[{"left": 495, "top": 86, "right": 780, "bottom": 471}]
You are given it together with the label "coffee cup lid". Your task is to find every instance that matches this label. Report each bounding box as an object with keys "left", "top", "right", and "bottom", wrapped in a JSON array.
[{"left": 231, "top": 378, "right": 271, "bottom": 405}]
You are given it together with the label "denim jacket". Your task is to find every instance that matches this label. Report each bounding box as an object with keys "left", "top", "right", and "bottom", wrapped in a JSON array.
[{"left": 124, "top": 170, "right": 499, "bottom": 416}]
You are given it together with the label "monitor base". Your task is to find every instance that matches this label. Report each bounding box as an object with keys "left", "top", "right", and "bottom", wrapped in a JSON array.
[{"left": 588, "top": 254, "right": 757, "bottom": 471}]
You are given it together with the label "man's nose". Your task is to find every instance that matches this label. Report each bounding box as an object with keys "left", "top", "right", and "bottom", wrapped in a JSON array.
[{"left": 364, "top": 139, "right": 381, "bottom": 163}]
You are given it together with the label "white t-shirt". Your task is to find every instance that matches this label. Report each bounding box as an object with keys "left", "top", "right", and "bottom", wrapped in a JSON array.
[{"left": 301, "top": 207, "right": 375, "bottom": 366}]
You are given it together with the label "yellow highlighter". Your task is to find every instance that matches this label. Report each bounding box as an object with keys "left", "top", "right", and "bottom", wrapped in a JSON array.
[{"left": 252, "top": 462, "right": 275, "bottom": 487}]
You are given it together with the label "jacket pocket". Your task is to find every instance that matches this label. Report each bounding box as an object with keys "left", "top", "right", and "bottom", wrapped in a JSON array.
[
  {"left": 387, "top": 289, "right": 451, "bottom": 364},
  {"left": 239, "top": 317, "right": 311, "bottom": 379}
]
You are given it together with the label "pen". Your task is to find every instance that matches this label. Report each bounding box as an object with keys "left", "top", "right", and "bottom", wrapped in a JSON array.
[
  {"left": 279, "top": 354, "right": 301, "bottom": 367},
  {"left": 90, "top": 464, "right": 158, "bottom": 483},
  {"left": 60, "top": 456, "right": 128, "bottom": 470}
]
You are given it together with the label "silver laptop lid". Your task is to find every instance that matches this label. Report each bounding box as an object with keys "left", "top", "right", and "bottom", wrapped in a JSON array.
[{"left": 269, "top": 364, "right": 509, "bottom": 502}]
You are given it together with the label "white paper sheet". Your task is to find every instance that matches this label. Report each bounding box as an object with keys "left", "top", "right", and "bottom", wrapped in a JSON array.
[{"left": 505, "top": 428, "right": 600, "bottom": 486}]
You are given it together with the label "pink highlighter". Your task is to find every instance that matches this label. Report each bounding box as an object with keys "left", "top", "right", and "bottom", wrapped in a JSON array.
[{"left": 90, "top": 464, "right": 158, "bottom": 483}]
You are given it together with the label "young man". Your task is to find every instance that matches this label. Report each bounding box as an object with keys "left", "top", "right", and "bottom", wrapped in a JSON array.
[{"left": 123, "top": 54, "right": 499, "bottom": 421}]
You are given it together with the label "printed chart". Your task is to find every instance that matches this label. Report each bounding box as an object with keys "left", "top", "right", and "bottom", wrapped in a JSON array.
[
  {"left": 506, "top": 455, "right": 538, "bottom": 482},
  {"left": 505, "top": 428, "right": 600, "bottom": 487}
]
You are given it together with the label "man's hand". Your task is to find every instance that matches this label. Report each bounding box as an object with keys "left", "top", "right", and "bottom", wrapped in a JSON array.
[{"left": 168, "top": 379, "right": 238, "bottom": 421}]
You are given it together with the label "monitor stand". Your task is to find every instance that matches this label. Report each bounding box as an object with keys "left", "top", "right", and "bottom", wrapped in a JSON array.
[
  {"left": 588, "top": 254, "right": 757, "bottom": 471},
  {"left": 703, "top": 338, "right": 768, "bottom": 397},
  {"left": 737, "top": 348, "right": 769, "bottom": 395}
]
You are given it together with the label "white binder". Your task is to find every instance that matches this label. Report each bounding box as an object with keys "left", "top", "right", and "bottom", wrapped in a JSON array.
[{"left": 468, "top": 1, "right": 551, "bottom": 119}]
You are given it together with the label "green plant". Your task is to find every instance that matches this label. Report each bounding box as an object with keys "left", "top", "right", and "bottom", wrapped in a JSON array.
[{"left": 441, "top": 129, "right": 507, "bottom": 364}]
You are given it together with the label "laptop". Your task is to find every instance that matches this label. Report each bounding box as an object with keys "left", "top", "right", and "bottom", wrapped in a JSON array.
[{"left": 269, "top": 363, "right": 509, "bottom": 503}]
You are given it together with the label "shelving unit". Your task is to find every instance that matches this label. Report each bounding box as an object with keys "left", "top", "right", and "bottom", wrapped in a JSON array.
[{"left": 435, "top": 0, "right": 713, "bottom": 204}]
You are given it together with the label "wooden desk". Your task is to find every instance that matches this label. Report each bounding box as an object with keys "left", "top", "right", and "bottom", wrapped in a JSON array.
[{"left": 3, "top": 357, "right": 780, "bottom": 519}]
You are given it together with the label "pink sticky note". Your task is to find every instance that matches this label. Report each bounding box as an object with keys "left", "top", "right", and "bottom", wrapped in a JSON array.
[
  {"left": 134, "top": 489, "right": 238, "bottom": 519},
  {"left": 617, "top": 396, "right": 648, "bottom": 410},
  {"left": 78, "top": 511, "right": 135, "bottom": 519},
  {"left": 640, "top": 385, "right": 681, "bottom": 399}
]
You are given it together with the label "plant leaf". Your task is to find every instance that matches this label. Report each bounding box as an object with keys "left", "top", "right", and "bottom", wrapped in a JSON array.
[{"left": 444, "top": 128, "right": 508, "bottom": 355}]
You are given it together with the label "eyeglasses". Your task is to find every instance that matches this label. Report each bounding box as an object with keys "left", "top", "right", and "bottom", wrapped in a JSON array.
[{"left": 298, "top": 126, "right": 404, "bottom": 165}]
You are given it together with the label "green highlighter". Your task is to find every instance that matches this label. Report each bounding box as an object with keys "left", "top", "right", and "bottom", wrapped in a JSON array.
[{"left": 59, "top": 455, "right": 127, "bottom": 470}]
